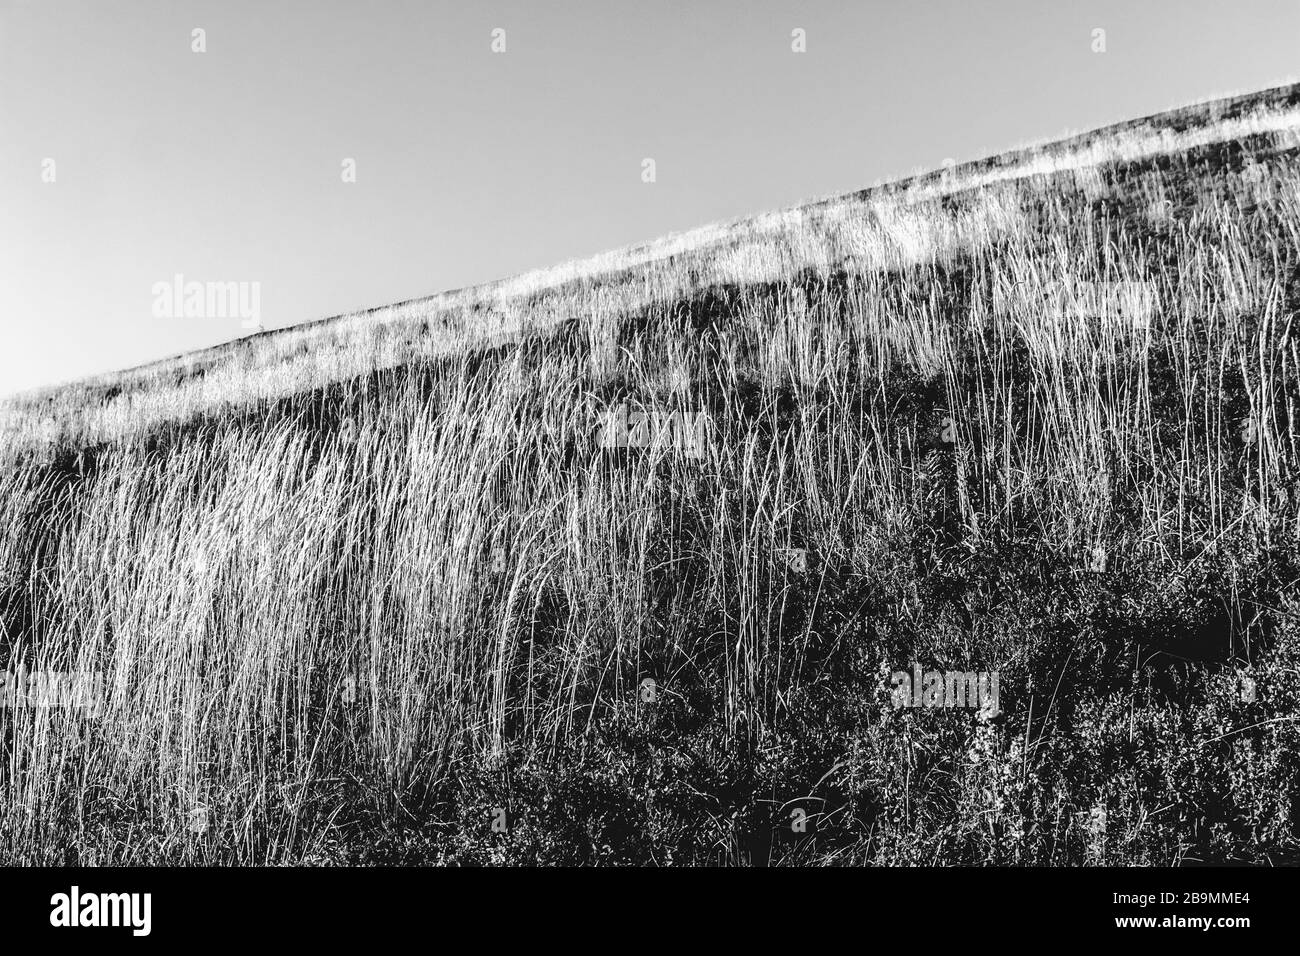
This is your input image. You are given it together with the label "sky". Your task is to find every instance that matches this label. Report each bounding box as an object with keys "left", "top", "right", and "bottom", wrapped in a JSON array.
[{"left": 2, "top": 0, "right": 1298, "bottom": 397}]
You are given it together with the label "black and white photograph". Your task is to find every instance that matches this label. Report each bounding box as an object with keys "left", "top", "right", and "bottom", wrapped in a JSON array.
[{"left": 1, "top": 0, "right": 1297, "bottom": 938}]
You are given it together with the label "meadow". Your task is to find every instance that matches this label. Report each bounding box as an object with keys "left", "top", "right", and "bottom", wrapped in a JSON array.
[{"left": 2, "top": 83, "right": 1300, "bottom": 865}]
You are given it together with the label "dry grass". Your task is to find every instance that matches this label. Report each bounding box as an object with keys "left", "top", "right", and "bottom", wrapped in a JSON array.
[{"left": 2, "top": 83, "right": 1300, "bottom": 864}]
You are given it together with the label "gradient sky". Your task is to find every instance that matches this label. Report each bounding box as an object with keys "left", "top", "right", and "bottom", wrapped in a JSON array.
[{"left": 2, "top": 0, "right": 1297, "bottom": 397}]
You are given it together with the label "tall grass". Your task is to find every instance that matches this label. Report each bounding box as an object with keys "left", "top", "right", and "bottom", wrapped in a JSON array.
[{"left": 2, "top": 85, "right": 1300, "bottom": 864}]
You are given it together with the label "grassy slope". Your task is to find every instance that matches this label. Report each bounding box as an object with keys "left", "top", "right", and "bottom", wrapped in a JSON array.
[{"left": 3, "top": 85, "right": 1300, "bottom": 864}]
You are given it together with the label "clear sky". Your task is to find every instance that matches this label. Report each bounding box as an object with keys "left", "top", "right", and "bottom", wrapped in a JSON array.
[{"left": 2, "top": 0, "right": 1297, "bottom": 397}]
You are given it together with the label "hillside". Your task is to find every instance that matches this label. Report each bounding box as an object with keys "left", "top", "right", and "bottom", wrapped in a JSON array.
[{"left": 3, "top": 83, "right": 1300, "bottom": 864}]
